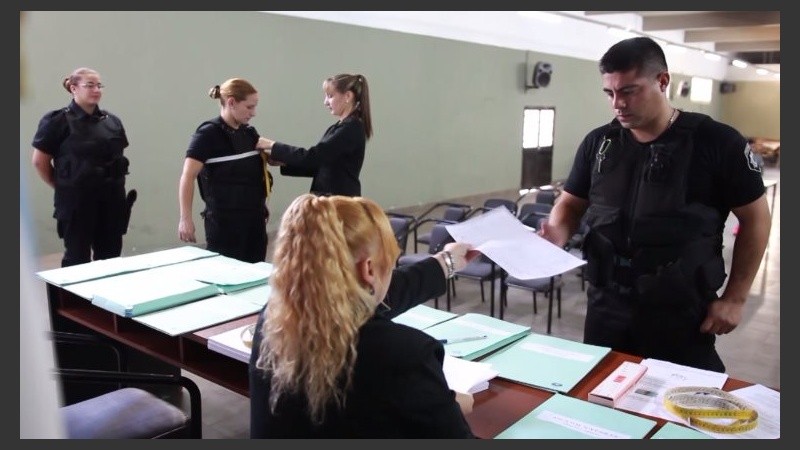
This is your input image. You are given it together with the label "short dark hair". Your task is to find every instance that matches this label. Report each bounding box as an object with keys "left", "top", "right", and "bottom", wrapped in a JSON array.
[{"left": 599, "top": 37, "right": 668, "bottom": 77}]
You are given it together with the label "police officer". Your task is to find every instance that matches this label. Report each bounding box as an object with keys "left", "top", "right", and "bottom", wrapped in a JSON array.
[
  {"left": 541, "top": 37, "right": 771, "bottom": 372},
  {"left": 178, "top": 78, "right": 272, "bottom": 263},
  {"left": 32, "top": 67, "right": 132, "bottom": 267}
]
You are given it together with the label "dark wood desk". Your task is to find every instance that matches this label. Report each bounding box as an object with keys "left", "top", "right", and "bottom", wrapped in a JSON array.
[{"left": 45, "top": 282, "right": 753, "bottom": 439}]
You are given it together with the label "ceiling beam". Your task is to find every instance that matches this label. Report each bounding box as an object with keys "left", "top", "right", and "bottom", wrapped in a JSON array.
[
  {"left": 716, "top": 40, "right": 780, "bottom": 52},
  {"left": 641, "top": 11, "right": 779, "bottom": 31},
  {"left": 685, "top": 25, "right": 780, "bottom": 43}
]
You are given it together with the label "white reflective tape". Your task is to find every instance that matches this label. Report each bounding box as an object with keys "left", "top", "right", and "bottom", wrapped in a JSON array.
[{"left": 205, "top": 150, "right": 260, "bottom": 164}]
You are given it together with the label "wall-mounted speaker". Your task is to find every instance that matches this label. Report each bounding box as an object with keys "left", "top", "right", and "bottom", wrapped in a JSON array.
[
  {"left": 532, "top": 62, "right": 553, "bottom": 88},
  {"left": 720, "top": 81, "right": 737, "bottom": 94}
]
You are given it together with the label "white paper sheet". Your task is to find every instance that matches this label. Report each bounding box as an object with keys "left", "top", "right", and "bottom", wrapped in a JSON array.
[{"left": 445, "top": 206, "right": 586, "bottom": 279}]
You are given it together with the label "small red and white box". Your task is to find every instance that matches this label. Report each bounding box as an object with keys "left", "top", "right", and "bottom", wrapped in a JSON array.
[{"left": 588, "top": 361, "right": 647, "bottom": 408}]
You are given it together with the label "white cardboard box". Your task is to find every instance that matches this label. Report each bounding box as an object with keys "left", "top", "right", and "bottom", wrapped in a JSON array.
[{"left": 588, "top": 361, "right": 647, "bottom": 408}]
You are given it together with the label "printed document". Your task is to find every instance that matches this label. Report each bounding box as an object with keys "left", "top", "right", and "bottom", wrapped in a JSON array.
[
  {"left": 445, "top": 206, "right": 585, "bottom": 279},
  {"left": 615, "top": 358, "right": 728, "bottom": 421}
]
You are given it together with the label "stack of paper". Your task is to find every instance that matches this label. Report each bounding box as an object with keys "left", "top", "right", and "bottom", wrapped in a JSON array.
[
  {"left": 481, "top": 332, "right": 611, "bottom": 393},
  {"left": 495, "top": 393, "right": 657, "bottom": 439},
  {"left": 391, "top": 304, "right": 458, "bottom": 330},
  {"left": 207, "top": 323, "right": 256, "bottom": 364},
  {"left": 442, "top": 354, "right": 498, "bottom": 394},
  {"left": 422, "top": 313, "right": 530, "bottom": 361}
]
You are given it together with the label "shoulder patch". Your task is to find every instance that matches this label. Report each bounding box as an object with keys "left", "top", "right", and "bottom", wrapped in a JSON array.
[{"left": 744, "top": 142, "right": 763, "bottom": 173}]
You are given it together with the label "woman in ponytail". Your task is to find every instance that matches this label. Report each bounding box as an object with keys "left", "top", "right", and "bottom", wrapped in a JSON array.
[
  {"left": 259, "top": 73, "right": 372, "bottom": 197},
  {"left": 249, "top": 194, "right": 479, "bottom": 438}
]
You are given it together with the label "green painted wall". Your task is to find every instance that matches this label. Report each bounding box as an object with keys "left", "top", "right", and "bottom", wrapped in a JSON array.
[
  {"left": 720, "top": 81, "right": 781, "bottom": 140},
  {"left": 20, "top": 11, "right": 775, "bottom": 257}
]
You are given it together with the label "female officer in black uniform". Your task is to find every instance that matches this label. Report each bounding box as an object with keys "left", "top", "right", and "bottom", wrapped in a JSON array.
[
  {"left": 258, "top": 73, "right": 372, "bottom": 197},
  {"left": 32, "top": 67, "right": 131, "bottom": 267},
  {"left": 178, "top": 78, "right": 271, "bottom": 263}
]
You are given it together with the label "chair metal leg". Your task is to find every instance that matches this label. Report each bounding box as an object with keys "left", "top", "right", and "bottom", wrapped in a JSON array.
[
  {"left": 532, "top": 292, "right": 538, "bottom": 314},
  {"left": 489, "top": 274, "right": 496, "bottom": 318},
  {"left": 479, "top": 282, "right": 485, "bottom": 303},
  {"left": 557, "top": 287, "right": 562, "bottom": 318},
  {"left": 499, "top": 271, "right": 507, "bottom": 320}
]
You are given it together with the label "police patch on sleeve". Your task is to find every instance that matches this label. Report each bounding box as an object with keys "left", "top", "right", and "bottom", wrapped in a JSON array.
[{"left": 744, "top": 142, "right": 763, "bottom": 173}]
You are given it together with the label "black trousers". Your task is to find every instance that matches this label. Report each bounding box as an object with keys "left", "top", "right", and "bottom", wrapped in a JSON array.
[
  {"left": 583, "top": 284, "right": 725, "bottom": 373},
  {"left": 57, "top": 190, "right": 126, "bottom": 267},
  {"left": 203, "top": 207, "right": 268, "bottom": 263}
]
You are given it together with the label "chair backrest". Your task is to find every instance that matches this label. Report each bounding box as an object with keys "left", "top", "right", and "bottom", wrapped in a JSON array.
[
  {"left": 388, "top": 214, "right": 415, "bottom": 255},
  {"left": 442, "top": 205, "right": 470, "bottom": 222},
  {"left": 483, "top": 198, "right": 517, "bottom": 215},
  {"left": 536, "top": 190, "right": 557, "bottom": 205},
  {"left": 427, "top": 223, "right": 455, "bottom": 254},
  {"left": 518, "top": 202, "right": 552, "bottom": 228}
]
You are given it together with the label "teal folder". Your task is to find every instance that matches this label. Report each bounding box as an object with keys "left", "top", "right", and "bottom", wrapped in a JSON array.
[
  {"left": 391, "top": 304, "right": 458, "bottom": 330},
  {"left": 36, "top": 245, "right": 218, "bottom": 286},
  {"left": 191, "top": 258, "right": 273, "bottom": 293},
  {"left": 422, "top": 313, "right": 530, "bottom": 361},
  {"left": 650, "top": 422, "right": 712, "bottom": 439},
  {"left": 89, "top": 267, "right": 221, "bottom": 317},
  {"left": 495, "top": 393, "right": 657, "bottom": 439},
  {"left": 481, "top": 332, "right": 611, "bottom": 393},
  {"left": 73, "top": 255, "right": 272, "bottom": 318}
]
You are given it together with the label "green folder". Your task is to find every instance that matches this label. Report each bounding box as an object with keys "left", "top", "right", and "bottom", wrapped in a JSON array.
[
  {"left": 495, "top": 393, "right": 657, "bottom": 439},
  {"left": 91, "top": 274, "right": 220, "bottom": 317},
  {"left": 422, "top": 313, "right": 530, "bottom": 361},
  {"left": 481, "top": 332, "right": 610, "bottom": 393},
  {"left": 391, "top": 304, "right": 458, "bottom": 330},
  {"left": 650, "top": 422, "right": 712, "bottom": 439},
  {"left": 36, "top": 245, "right": 218, "bottom": 286}
]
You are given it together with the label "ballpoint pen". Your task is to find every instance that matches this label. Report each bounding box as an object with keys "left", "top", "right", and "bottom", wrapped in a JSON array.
[{"left": 438, "top": 335, "right": 488, "bottom": 345}]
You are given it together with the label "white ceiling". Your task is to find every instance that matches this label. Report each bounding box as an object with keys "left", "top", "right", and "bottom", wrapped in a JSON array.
[{"left": 264, "top": 11, "right": 779, "bottom": 82}]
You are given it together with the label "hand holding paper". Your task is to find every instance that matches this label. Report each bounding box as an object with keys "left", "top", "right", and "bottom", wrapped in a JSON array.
[{"left": 445, "top": 207, "right": 586, "bottom": 279}]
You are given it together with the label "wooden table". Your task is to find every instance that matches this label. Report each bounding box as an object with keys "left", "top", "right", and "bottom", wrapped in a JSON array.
[{"left": 45, "top": 281, "right": 754, "bottom": 439}]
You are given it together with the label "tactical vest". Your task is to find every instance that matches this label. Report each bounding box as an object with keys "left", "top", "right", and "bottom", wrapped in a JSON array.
[
  {"left": 582, "top": 113, "right": 726, "bottom": 304},
  {"left": 53, "top": 108, "right": 129, "bottom": 189},
  {"left": 197, "top": 118, "right": 267, "bottom": 212}
]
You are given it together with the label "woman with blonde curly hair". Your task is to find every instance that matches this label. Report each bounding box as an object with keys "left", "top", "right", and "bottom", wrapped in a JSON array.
[{"left": 249, "top": 194, "right": 478, "bottom": 438}]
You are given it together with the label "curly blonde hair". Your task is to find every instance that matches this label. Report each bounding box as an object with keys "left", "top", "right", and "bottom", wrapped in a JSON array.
[{"left": 256, "top": 194, "right": 400, "bottom": 424}]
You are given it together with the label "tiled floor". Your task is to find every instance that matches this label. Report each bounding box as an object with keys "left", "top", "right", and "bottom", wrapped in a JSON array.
[{"left": 38, "top": 167, "right": 780, "bottom": 439}]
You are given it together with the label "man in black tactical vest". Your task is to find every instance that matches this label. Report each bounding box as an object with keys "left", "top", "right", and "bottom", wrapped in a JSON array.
[{"left": 540, "top": 37, "right": 771, "bottom": 372}]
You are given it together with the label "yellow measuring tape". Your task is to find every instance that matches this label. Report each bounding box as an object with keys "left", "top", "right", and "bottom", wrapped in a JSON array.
[
  {"left": 261, "top": 153, "right": 273, "bottom": 200},
  {"left": 663, "top": 386, "right": 758, "bottom": 434}
]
